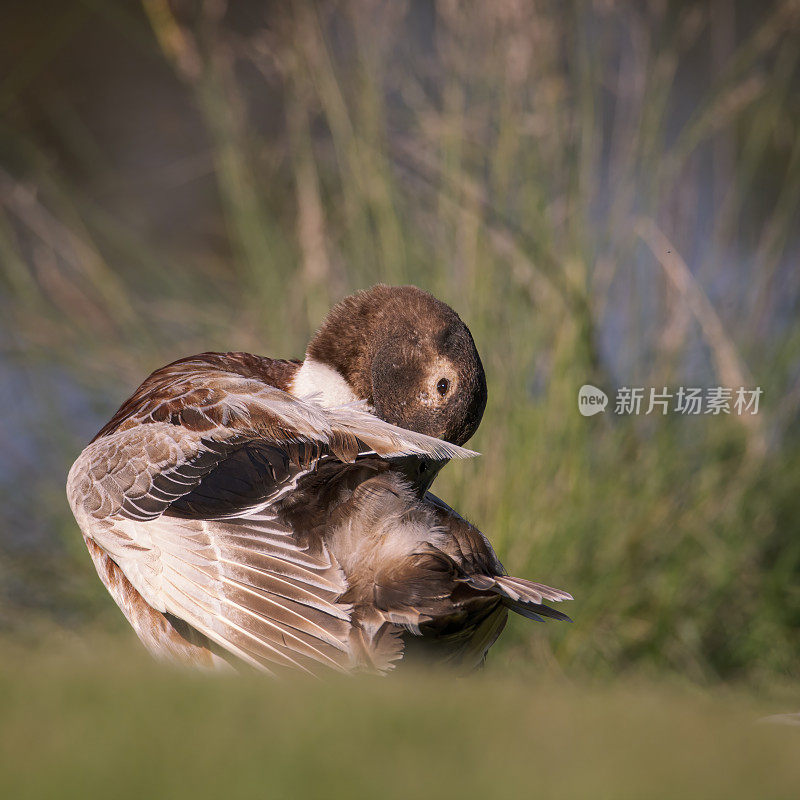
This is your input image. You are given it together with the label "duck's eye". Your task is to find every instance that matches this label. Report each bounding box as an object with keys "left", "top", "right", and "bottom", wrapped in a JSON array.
[
  {"left": 436, "top": 378, "right": 450, "bottom": 396},
  {"left": 418, "top": 459, "right": 429, "bottom": 476}
]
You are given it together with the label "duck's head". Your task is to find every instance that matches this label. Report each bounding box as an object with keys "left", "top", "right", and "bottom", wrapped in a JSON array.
[{"left": 292, "top": 285, "right": 487, "bottom": 446}]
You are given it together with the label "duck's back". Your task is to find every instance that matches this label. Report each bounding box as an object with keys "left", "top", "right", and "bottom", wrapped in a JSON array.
[{"left": 91, "top": 352, "right": 301, "bottom": 441}]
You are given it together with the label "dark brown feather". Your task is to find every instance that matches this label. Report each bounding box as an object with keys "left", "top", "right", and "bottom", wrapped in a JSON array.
[
  {"left": 306, "top": 286, "right": 487, "bottom": 446},
  {"left": 93, "top": 353, "right": 301, "bottom": 441}
]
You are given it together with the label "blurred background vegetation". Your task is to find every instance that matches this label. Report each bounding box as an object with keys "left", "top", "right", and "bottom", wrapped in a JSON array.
[{"left": 1, "top": 0, "right": 799, "bottom": 695}]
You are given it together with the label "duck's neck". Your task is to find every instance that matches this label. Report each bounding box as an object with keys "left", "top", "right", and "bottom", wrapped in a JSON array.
[{"left": 290, "top": 358, "right": 359, "bottom": 407}]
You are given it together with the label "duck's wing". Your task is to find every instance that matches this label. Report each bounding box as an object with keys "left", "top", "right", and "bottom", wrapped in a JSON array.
[{"left": 67, "top": 358, "right": 475, "bottom": 675}]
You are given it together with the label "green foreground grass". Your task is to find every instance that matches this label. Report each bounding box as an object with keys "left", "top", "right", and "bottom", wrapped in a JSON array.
[{"left": 1, "top": 636, "right": 798, "bottom": 800}]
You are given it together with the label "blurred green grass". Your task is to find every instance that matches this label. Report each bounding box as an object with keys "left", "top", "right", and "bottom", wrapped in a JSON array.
[
  {"left": 1, "top": 635, "right": 799, "bottom": 800},
  {"left": 0, "top": 0, "right": 799, "bottom": 690}
]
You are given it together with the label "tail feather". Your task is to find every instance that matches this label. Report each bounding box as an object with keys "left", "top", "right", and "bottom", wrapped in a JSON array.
[
  {"left": 459, "top": 573, "right": 572, "bottom": 623},
  {"left": 506, "top": 600, "right": 572, "bottom": 623},
  {"left": 494, "top": 575, "right": 573, "bottom": 604}
]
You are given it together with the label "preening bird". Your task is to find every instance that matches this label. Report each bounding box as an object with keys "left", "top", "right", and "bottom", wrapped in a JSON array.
[{"left": 67, "top": 285, "right": 571, "bottom": 675}]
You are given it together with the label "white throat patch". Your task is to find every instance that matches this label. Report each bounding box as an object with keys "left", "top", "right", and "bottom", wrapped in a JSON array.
[{"left": 290, "top": 358, "right": 359, "bottom": 407}]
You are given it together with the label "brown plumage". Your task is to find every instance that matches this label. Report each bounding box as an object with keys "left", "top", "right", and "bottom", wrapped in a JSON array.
[
  {"left": 66, "top": 286, "right": 570, "bottom": 675},
  {"left": 307, "top": 285, "right": 487, "bottom": 446}
]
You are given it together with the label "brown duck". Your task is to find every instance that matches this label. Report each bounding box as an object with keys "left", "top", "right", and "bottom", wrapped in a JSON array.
[{"left": 67, "top": 285, "right": 571, "bottom": 675}]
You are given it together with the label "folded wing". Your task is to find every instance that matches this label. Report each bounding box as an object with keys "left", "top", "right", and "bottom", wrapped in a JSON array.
[{"left": 67, "top": 357, "right": 476, "bottom": 675}]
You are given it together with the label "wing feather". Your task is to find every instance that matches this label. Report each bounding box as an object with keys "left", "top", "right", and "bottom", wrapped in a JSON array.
[{"left": 67, "top": 358, "right": 479, "bottom": 673}]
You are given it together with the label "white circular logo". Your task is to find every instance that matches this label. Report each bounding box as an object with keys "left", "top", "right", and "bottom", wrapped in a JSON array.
[{"left": 578, "top": 384, "right": 608, "bottom": 416}]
